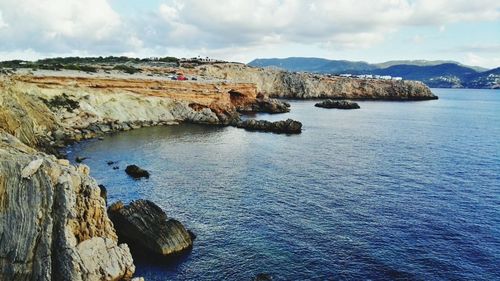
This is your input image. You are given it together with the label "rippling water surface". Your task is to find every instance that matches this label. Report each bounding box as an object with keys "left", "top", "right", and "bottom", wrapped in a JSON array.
[{"left": 67, "top": 89, "right": 500, "bottom": 280}]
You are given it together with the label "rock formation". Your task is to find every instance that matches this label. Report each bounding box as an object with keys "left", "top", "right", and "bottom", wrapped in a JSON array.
[
  {"left": 108, "top": 200, "right": 193, "bottom": 258},
  {"left": 315, "top": 100, "right": 360, "bottom": 109},
  {"left": 199, "top": 63, "right": 438, "bottom": 100},
  {"left": 236, "top": 119, "right": 302, "bottom": 134},
  {"left": 125, "top": 165, "right": 150, "bottom": 179},
  {"left": 0, "top": 131, "right": 135, "bottom": 281}
]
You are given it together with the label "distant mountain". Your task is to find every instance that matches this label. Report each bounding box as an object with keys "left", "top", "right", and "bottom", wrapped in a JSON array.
[
  {"left": 247, "top": 57, "right": 498, "bottom": 89},
  {"left": 374, "top": 60, "right": 487, "bottom": 72},
  {"left": 249, "top": 57, "right": 376, "bottom": 73}
]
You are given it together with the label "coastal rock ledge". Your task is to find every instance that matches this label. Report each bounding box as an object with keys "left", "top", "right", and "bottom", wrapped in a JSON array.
[
  {"left": 108, "top": 200, "right": 194, "bottom": 259},
  {"left": 0, "top": 131, "right": 135, "bottom": 281}
]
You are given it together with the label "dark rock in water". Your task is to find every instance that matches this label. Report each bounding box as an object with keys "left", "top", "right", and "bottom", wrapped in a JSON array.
[
  {"left": 75, "top": 156, "right": 87, "bottom": 163},
  {"left": 187, "top": 229, "right": 197, "bottom": 241},
  {"left": 236, "top": 118, "right": 302, "bottom": 134},
  {"left": 98, "top": 184, "right": 107, "bottom": 205},
  {"left": 315, "top": 99, "right": 360, "bottom": 109},
  {"left": 106, "top": 161, "right": 116, "bottom": 165},
  {"left": 113, "top": 166, "right": 119, "bottom": 170},
  {"left": 125, "top": 165, "right": 150, "bottom": 179},
  {"left": 253, "top": 273, "right": 273, "bottom": 281},
  {"left": 107, "top": 200, "right": 193, "bottom": 258}
]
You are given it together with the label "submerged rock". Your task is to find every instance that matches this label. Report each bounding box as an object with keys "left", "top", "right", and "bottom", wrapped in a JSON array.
[
  {"left": 107, "top": 200, "right": 193, "bottom": 258},
  {"left": 236, "top": 118, "right": 302, "bottom": 134},
  {"left": 125, "top": 165, "right": 150, "bottom": 179},
  {"left": 315, "top": 99, "right": 360, "bottom": 109}
]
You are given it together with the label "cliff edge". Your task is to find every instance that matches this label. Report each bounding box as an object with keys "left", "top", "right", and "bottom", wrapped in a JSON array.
[
  {"left": 199, "top": 63, "right": 437, "bottom": 100},
  {"left": 0, "top": 131, "right": 135, "bottom": 280}
]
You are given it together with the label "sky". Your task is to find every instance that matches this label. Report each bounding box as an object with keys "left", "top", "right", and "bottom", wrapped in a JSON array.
[{"left": 0, "top": 0, "right": 499, "bottom": 68}]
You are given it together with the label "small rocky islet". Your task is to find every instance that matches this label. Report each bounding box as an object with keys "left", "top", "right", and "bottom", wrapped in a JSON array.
[
  {"left": 0, "top": 60, "right": 438, "bottom": 280},
  {"left": 236, "top": 118, "right": 302, "bottom": 134},
  {"left": 315, "top": 99, "right": 361, "bottom": 109}
]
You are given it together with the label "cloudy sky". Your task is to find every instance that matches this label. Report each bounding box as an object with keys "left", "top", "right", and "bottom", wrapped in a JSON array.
[{"left": 0, "top": 0, "right": 499, "bottom": 68}]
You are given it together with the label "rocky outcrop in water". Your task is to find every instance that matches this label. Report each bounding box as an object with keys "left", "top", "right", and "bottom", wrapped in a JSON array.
[
  {"left": 200, "top": 63, "right": 438, "bottom": 100},
  {"left": 108, "top": 200, "right": 193, "bottom": 258},
  {"left": 236, "top": 92, "right": 290, "bottom": 114},
  {"left": 0, "top": 131, "right": 135, "bottom": 281},
  {"left": 236, "top": 119, "right": 302, "bottom": 134},
  {"left": 315, "top": 100, "right": 360, "bottom": 109},
  {"left": 125, "top": 165, "right": 150, "bottom": 179}
]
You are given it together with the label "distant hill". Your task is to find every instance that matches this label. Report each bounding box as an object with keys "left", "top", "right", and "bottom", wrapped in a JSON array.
[
  {"left": 464, "top": 67, "right": 500, "bottom": 89},
  {"left": 249, "top": 57, "right": 376, "bottom": 73},
  {"left": 248, "top": 57, "right": 498, "bottom": 89},
  {"left": 374, "top": 60, "right": 487, "bottom": 72}
]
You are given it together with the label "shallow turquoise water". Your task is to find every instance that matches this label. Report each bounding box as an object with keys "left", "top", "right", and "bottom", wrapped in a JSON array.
[{"left": 67, "top": 89, "right": 500, "bottom": 280}]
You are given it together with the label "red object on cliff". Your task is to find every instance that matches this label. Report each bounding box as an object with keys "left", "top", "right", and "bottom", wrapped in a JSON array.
[{"left": 177, "top": 75, "right": 188, "bottom": 81}]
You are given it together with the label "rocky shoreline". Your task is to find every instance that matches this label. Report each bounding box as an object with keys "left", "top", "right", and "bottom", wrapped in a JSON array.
[{"left": 0, "top": 64, "right": 437, "bottom": 280}]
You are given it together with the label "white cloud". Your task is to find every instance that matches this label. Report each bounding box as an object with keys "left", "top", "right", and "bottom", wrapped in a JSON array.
[
  {"left": 0, "top": 0, "right": 123, "bottom": 53},
  {"left": 465, "top": 53, "right": 500, "bottom": 69},
  {"left": 0, "top": 0, "right": 498, "bottom": 66}
]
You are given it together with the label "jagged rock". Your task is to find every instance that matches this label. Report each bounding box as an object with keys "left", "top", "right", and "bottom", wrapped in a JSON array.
[
  {"left": 125, "top": 165, "right": 150, "bottom": 179},
  {"left": 236, "top": 119, "right": 302, "bottom": 134},
  {"left": 21, "top": 158, "right": 44, "bottom": 179},
  {"left": 237, "top": 94, "right": 290, "bottom": 114},
  {"left": 315, "top": 99, "right": 360, "bottom": 109},
  {"left": 0, "top": 132, "right": 135, "bottom": 281},
  {"left": 76, "top": 237, "right": 135, "bottom": 281},
  {"left": 98, "top": 184, "right": 107, "bottom": 205},
  {"left": 107, "top": 200, "right": 193, "bottom": 258}
]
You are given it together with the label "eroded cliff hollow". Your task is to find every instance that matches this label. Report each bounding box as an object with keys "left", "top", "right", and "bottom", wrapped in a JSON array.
[
  {"left": 198, "top": 63, "right": 438, "bottom": 100},
  {"left": 0, "top": 131, "right": 135, "bottom": 281}
]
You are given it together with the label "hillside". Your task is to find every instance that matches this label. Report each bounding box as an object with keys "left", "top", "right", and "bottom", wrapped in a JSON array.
[
  {"left": 249, "top": 57, "right": 376, "bottom": 73},
  {"left": 248, "top": 57, "right": 498, "bottom": 89}
]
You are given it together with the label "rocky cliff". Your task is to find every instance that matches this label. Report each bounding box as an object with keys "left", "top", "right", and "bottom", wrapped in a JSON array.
[
  {"left": 199, "top": 63, "right": 437, "bottom": 100},
  {"left": 0, "top": 73, "right": 289, "bottom": 280},
  {"left": 0, "top": 131, "right": 135, "bottom": 281},
  {"left": 1, "top": 75, "right": 286, "bottom": 151}
]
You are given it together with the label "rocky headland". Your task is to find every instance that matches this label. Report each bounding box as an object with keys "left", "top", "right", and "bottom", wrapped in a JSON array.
[{"left": 199, "top": 63, "right": 438, "bottom": 100}]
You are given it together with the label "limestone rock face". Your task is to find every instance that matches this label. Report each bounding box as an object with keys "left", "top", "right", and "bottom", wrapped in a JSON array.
[
  {"left": 200, "top": 63, "right": 438, "bottom": 100},
  {"left": 108, "top": 200, "right": 193, "bottom": 257},
  {"left": 0, "top": 131, "right": 135, "bottom": 281}
]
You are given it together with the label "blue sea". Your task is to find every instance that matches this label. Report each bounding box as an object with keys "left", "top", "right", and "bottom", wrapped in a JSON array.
[{"left": 67, "top": 89, "right": 500, "bottom": 280}]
